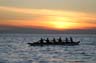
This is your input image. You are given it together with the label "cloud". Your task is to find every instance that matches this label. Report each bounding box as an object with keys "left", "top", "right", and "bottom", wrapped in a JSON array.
[
  {"left": 0, "top": 6, "right": 96, "bottom": 30},
  {"left": 0, "top": 6, "right": 96, "bottom": 21},
  {"left": 0, "top": 6, "right": 96, "bottom": 16}
]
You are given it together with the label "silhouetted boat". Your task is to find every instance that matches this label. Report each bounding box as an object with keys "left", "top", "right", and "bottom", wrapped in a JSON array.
[
  {"left": 27, "top": 41, "right": 80, "bottom": 46},
  {"left": 27, "top": 37, "right": 80, "bottom": 46}
]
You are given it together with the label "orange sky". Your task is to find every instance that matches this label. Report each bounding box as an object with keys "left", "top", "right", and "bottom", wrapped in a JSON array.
[{"left": 0, "top": 6, "right": 96, "bottom": 30}]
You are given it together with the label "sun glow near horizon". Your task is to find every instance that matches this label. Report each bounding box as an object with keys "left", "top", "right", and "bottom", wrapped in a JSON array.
[
  {"left": 46, "top": 16, "right": 78, "bottom": 30},
  {"left": 1, "top": 18, "right": 96, "bottom": 30},
  {"left": 48, "top": 21, "right": 77, "bottom": 30}
]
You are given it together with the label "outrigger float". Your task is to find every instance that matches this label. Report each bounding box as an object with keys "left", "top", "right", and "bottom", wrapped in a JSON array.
[{"left": 27, "top": 37, "right": 80, "bottom": 46}]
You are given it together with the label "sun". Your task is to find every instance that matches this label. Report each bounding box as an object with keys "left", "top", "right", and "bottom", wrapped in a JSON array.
[
  {"left": 50, "top": 21, "right": 66, "bottom": 29},
  {"left": 48, "top": 21, "right": 76, "bottom": 30},
  {"left": 46, "top": 16, "right": 77, "bottom": 30}
]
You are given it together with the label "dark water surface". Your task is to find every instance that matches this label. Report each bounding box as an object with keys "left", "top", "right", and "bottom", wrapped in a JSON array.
[{"left": 0, "top": 34, "right": 96, "bottom": 63}]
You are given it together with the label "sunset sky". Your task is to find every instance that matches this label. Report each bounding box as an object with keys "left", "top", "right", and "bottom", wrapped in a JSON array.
[{"left": 0, "top": 0, "right": 96, "bottom": 33}]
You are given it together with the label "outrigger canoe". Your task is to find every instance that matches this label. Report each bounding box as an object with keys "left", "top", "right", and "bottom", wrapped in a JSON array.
[{"left": 27, "top": 41, "right": 80, "bottom": 46}]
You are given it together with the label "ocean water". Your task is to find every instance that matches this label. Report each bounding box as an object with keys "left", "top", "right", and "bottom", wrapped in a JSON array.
[{"left": 0, "top": 34, "right": 96, "bottom": 63}]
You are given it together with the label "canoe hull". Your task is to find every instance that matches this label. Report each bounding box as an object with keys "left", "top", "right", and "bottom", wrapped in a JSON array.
[{"left": 27, "top": 41, "right": 80, "bottom": 46}]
